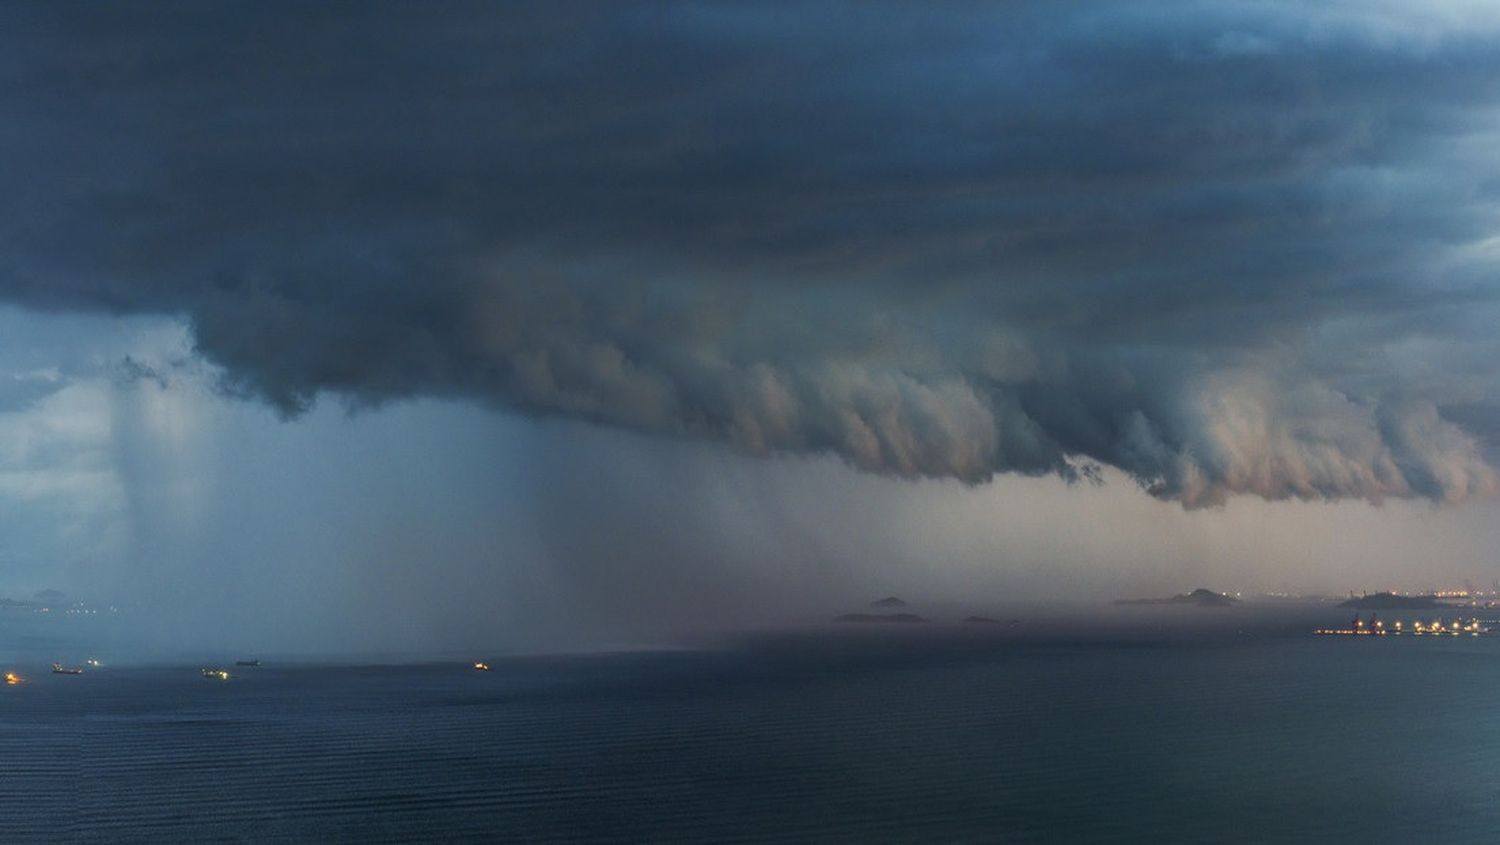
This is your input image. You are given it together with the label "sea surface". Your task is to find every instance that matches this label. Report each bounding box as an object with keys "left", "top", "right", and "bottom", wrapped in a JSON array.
[{"left": 4, "top": 608, "right": 1500, "bottom": 842}]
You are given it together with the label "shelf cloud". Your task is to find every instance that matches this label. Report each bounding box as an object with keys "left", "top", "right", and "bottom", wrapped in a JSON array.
[{"left": 4, "top": 1, "right": 1500, "bottom": 506}]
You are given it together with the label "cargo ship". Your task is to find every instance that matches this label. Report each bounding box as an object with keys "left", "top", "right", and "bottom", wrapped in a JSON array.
[{"left": 51, "top": 663, "right": 83, "bottom": 675}]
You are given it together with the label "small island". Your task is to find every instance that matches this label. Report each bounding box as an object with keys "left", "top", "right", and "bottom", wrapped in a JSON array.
[
  {"left": 1114, "top": 588, "right": 1236, "bottom": 608},
  {"left": 869, "top": 596, "right": 909, "bottom": 609}
]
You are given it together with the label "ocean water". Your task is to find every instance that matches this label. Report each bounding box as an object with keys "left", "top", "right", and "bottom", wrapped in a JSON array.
[{"left": 4, "top": 610, "right": 1500, "bottom": 842}]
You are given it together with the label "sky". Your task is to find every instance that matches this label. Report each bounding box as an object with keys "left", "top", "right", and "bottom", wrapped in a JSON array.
[{"left": 4, "top": 2, "right": 1500, "bottom": 651}]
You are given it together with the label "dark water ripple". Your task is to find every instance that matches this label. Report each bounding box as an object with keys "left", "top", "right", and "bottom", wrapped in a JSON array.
[{"left": 3, "top": 633, "right": 1500, "bottom": 842}]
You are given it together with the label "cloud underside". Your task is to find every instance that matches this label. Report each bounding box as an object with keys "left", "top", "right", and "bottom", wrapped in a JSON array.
[{"left": 3, "top": 1, "right": 1500, "bottom": 506}]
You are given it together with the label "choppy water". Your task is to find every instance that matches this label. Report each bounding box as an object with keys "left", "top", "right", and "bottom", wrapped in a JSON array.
[{"left": 4, "top": 611, "right": 1500, "bottom": 842}]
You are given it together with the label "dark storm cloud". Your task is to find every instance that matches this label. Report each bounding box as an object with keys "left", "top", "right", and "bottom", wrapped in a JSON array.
[{"left": 3, "top": 1, "right": 1500, "bottom": 505}]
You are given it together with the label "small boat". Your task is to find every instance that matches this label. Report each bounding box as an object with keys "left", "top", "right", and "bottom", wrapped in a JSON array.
[
  {"left": 201, "top": 668, "right": 231, "bottom": 680},
  {"left": 4, "top": 672, "right": 21, "bottom": 685},
  {"left": 86, "top": 659, "right": 102, "bottom": 668},
  {"left": 234, "top": 660, "right": 261, "bottom": 667},
  {"left": 51, "top": 663, "right": 83, "bottom": 675},
  {"left": 473, "top": 662, "right": 492, "bottom": 672}
]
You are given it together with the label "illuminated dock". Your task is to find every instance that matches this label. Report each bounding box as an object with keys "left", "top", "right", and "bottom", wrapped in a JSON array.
[{"left": 1315, "top": 614, "right": 1492, "bottom": 637}]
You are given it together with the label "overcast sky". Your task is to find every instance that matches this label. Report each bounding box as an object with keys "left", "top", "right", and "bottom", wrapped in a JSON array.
[{"left": 4, "top": 3, "right": 1500, "bottom": 651}]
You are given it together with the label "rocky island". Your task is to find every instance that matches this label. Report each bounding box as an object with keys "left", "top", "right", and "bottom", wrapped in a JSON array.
[{"left": 1114, "top": 588, "right": 1236, "bottom": 607}]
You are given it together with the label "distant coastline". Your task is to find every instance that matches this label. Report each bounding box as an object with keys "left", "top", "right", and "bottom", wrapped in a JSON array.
[
  {"left": 834, "top": 613, "right": 928, "bottom": 624},
  {"left": 1338, "top": 592, "right": 1448, "bottom": 610}
]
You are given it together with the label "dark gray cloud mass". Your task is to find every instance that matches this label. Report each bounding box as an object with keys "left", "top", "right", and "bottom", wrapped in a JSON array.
[{"left": 3, "top": 1, "right": 1500, "bottom": 506}]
